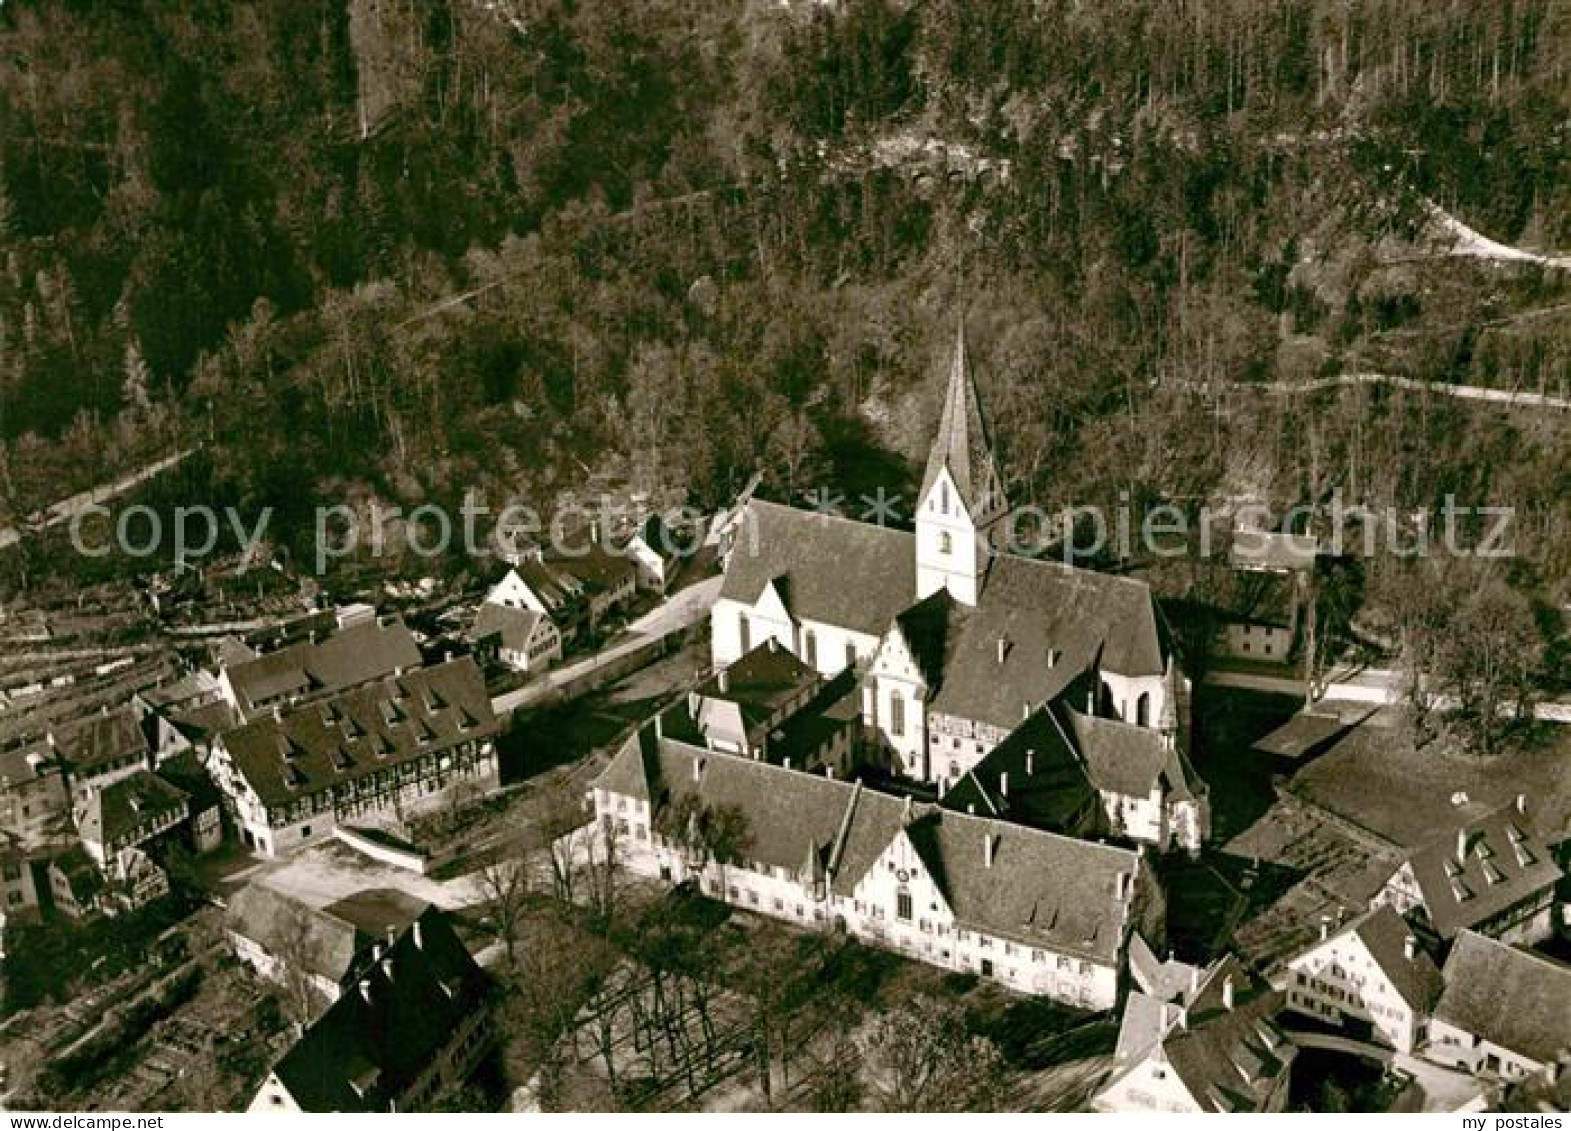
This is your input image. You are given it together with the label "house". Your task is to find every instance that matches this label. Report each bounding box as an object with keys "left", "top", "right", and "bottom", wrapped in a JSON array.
[
  {"left": 555, "top": 542, "right": 638, "bottom": 630},
  {"left": 47, "top": 845, "right": 104, "bottom": 918},
  {"left": 0, "top": 741, "right": 71, "bottom": 847},
  {"left": 1, "top": 835, "right": 41, "bottom": 954},
  {"left": 592, "top": 725, "right": 1164, "bottom": 1010},
  {"left": 1426, "top": 931, "right": 1571, "bottom": 1081},
  {"left": 49, "top": 705, "right": 155, "bottom": 805},
  {"left": 1228, "top": 526, "right": 1319, "bottom": 574},
  {"left": 1215, "top": 569, "right": 1305, "bottom": 664},
  {"left": 470, "top": 601, "right": 561, "bottom": 674},
  {"left": 713, "top": 323, "right": 1183, "bottom": 795},
  {"left": 1371, "top": 799, "right": 1562, "bottom": 945},
  {"left": 1281, "top": 904, "right": 1443, "bottom": 1053},
  {"left": 217, "top": 616, "right": 423, "bottom": 721},
  {"left": 687, "top": 640, "right": 823, "bottom": 759},
  {"left": 625, "top": 513, "right": 693, "bottom": 592},
  {"left": 249, "top": 907, "right": 492, "bottom": 1112},
  {"left": 209, "top": 657, "right": 501, "bottom": 857},
  {"left": 1096, "top": 948, "right": 1297, "bottom": 1113},
  {"left": 941, "top": 690, "right": 1211, "bottom": 855},
  {"left": 76, "top": 769, "right": 189, "bottom": 866},
  {"left": 227, "top": 882, "right": 430, "bottom": 1010},
  {"left": 134, "top": 669, "right": 223, "bottom": 717}
]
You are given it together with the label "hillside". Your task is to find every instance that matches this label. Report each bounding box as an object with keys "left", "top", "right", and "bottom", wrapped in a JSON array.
[{"left": 1, "top": 0, "right": 1568, "bottom": 610}]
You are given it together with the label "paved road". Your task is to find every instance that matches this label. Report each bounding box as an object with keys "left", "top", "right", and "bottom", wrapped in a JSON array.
[
  {"left": 1203, "top": 662, "right": 1571, "bottom": 722},
  {"left": 491, "top": 574, "right": 722, "bottom": 715}
]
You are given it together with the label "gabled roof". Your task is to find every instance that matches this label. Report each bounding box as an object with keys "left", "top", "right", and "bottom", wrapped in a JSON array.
[
  {"left": 153, "top": 750, "right": 224, "bottom": 815},
  {"left": 1434, "top": 931, "right": 1571, "bottom": 1065},
  {"left": 220, "top": 658, "right": 498, "bottom": 809},
  {"left": 471, "top": 601, "right": 549, "bottom": 652},
  {"left": 594, "top": 729, "right": 1142, "bottom": 962},
  {"left": 1394, "top": 802, "right": 1562, "bottom": 939},
  {"left": 903, "top": 809, "right": 1141, "bottom": 963},
  {"left": 1065, "top": 705, "right": 1202, "bottom": 802},
  {"left": 921, "top": 555, "right": 1168, "bottom": 729},
  {"left": 1108, "top": 954, "right": 1295, "bottom": 1113},
  {"left": 51, "top": 706, "right": 151, "bottom": 775},
  {"left": 920, "top": 320, "right": 1002, "bottom": 521},
  {"left": 939, "top": 703, "right": 1101, "bottom": 833},
  {"left": 227, "top": 882, "right": 428, "bottom": 987},
  {"left": 76, "top": 769, "right": 188, "bottom": 849},
  {"left": 1252, "top": 711, "right": 1352, "bottom": 759},
  {"left": 267, "top": 907, "right": 488, "bottom": 1111},
  {"left": 1229, "top": 528, "right": 1319, "bottom": 573},
  {"left": 552, "top": 542, "right": 638, "bottom": 594},
  {"left": 719, "top": 501, "right": 917, "bottom": 637},
  {"left": 224, "top": 618, "right": 422, "bottom": 715},
  {"left": 1293, "top": 904, "right": 1442, "bottom": 1012},
  {"left": 695, "top": 641, "right": 818, "bottom": 737}
]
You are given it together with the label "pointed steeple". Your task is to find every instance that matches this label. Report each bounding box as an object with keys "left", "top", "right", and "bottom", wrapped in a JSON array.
[{"left": 920, "top": 317, "right": 1002, "bottom": 523}]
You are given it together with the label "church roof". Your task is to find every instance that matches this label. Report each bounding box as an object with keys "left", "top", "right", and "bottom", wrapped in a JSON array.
[
  {"left": 718, "top": 500, "right": 916, "bottom": 637},
  {"left": 920, "top": 321, "right": 1002, "bottom": 520}
]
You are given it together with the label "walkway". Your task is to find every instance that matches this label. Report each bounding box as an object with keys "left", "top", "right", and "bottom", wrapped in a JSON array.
[{"left": 0, "top": 448, "right": 196, "bottom": 550}]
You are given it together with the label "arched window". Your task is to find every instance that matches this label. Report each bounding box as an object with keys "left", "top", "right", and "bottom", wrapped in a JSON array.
[
  {"left": 1136, "top": 692, "right": 1151, "bottom": 728},
  {"left": 890, "top": 690, "right": 905, "bottom": 737},
  {"left": 940, "top": 481, "right": 950, "bottom": 514},
  {"left": 738, "top": 611, "right": 751, "bottom": 653},
  {"left": 939, "top": 531, "right": 952, "bottom": 555}
]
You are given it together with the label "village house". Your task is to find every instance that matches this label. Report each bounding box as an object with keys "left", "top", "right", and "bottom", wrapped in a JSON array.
[
  {"left": 1426, "top": 931, "right": 1571, "bottom": 1081},
  {"left": 217, "top": 615, "right": 423, "bottom": 721},
  {"left": 227, "top": 882, "right": 431, "bottom": 1011},
  {"left": 0, "top": 740, "right": 71, "bottom": 847},
  {"left": 1371, "top": 799, "right": 1562, "bottom": 945},
  {"left": 0, "top": 834, "right": 41, "bottom": 955},
  {"left": 208, "top": 656, "right": 500, "bottom": 858},
  {"left": 76, "top": 769, "right": 189, "bottom": 866},
  {"left": 1096, "top": 945, "right": 1297, "bottom": 1113},
  {"left": 712, "top": 324, "right": 1183, "bottom": 793},
  {"left": 1281, "top": 904, "right": 1443, "bottom": 1053},
  {"left": 249, "top": 906, "right": 492, "bottom": 1113},
  {"left": 625, "top": 512, "right": 690, "bottom": 592},
  {"left": 49, "top": 705, "right": 156, "bottom": 805},
  {"left": 592, "top": 726, "right": 1164, "bottom": 1010},
  {"left": 469, "top": 600, "right": 562, "bottom": 674}
]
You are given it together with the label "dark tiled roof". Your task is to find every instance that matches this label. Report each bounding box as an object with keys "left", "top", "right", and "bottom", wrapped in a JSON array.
[
  {"left": 51, "top": 707, "right": 151, "bottom": 775},
  {"left": 77, "top": 769, "right": 188, "bottom": 849},
  {"left": 1396, "top": 802, "right": 1562, "bottom": 940},
  {"left": 226, "top": 882, "right": 427, "bottom": 987},
  {"left": 920, "top": 322, "right": 1003, "bottom": 519},
  {"left": 940, "top": 705, "right": 1101, "bottom": 832},
  {"left": 1066, "top": 706, "right": 1201, "bottom": 802},
  {"left": 596, "top": 730, "right": 1141, "bottom": 960},
  {"left": 1435, "top": 931, "right": 1571, "bottom": 1064},
  {"left": 697, "top": 641, "right": 818, "bottom": 735},
  {"left": 471, "top": 602, "right": 548, "bottom": 652},
  {"left": 552, "top": 542, "right": 637, "bottom": 595},
  {"left": 719, "top": 501, "right": 917, "bottom": 637},
  {"left": 1110, "top": 954, "right": 1295, "bottom": 1113},
  {"left": 221, "top": 658, "right": 498, "bottom": 809},
  {"left": 268, "top": 907, "right": 489, "bottom": 1111},
  {"left": 154, "top": 750, "right": 224, "bottom": 814},
  {"left": 1309, "top": 904, "right": 1442, "bottom": 1012},
  {"left": 923, "top": 554, "right": 1167, "bottom": 729},
  {"left": 225, "top": 619, "right": 422, "bottom": 714},
  {"left": 1226, "top": 569, "right": 1302, "bottom": 629},
  {"left": 904, "top": 809, "right": 1142, "bottom": 963}
]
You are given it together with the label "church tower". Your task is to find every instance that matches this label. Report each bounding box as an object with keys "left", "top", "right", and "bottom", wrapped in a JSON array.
[{"left": 915, "top": 319, "right": 1006, "bottom": 606}]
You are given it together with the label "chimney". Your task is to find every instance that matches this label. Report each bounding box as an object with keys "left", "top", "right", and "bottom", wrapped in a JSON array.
[
  {"left": 1026, "top": 749, "right": 1034, "bottom": 776},
  {"left": 1046, "top": 648, "right": 1060, "bottom": 669},
  {"left": 653, "top": 712, "right": 664, "bottom": 740},
  {"left": 386, "top": 925, "right": 396, "bottom": 947},
  {"left": 718, "top": 667, "right": 730, "bottom": 694},
  {"left": 413, "top": 920, "right": 424, "bottom": 950},
  {"left": 1319, "top": 915, "right": 1330, "bottom": 941},
  {"left": 999, "top": 771, "right": 1008, "bottom": 798},
  {"left": 783, "top": 756, "right": 792, "bottom": 771},
  {"left": 967, "top": 803, "right": 976, "bottom": 815},
  {"left": 996, "top": 637, "right": 1008, "bottom": 665},
  {"left": 692, "top": 756, "right": 703, "bottom": 783},
  {"left": 381, "top": 956, "right": 393, "bottom": 980},
  {"left": 1022, "top": 702, "right": 1030, "bottom": 721},
  {"left": 1189, "top": 965, "right": 1201, "bottom": 996},
  {"left": 1456, "top": 828, "right": 1470, "bottom": 864},
  {"left": 1222, "top": 975, "right": 1235, "bottom": 1011},
  {"left": 1515, "top": 793, "right": 1528, "bottom": 815},
  {"left": 767, "top": 636, "right": 778, "bottom": 653},
  {"left": 272, "top": 704, "right": 283, "bottom": 722},
  {"left": 358, "top": 978, "right": 372, "bottom": 1003},
  {"left": 984, "top": 833, "right": 997, "bottom": 868},
  {"left": 825, "top": 765, "right": 834, "bottom": 780},
  {"left": 372, "top": 941, "right": 385, "bottom": 962},
  {"left": 903, "top": 795, "right": 914, "bottom": 823}
]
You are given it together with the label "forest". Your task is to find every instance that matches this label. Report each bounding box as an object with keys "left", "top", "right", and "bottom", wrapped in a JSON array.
[{"left": 1, "top": 0, "right": 1567, "bottom": 648}]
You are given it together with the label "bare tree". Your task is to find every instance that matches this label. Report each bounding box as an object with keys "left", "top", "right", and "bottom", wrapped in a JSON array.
[
  {"left": 477, "top": 855, "right": 533, "bottom": 969},
  {"left": 858, "top": 995, "right": 1007, "bottom": 1113}
]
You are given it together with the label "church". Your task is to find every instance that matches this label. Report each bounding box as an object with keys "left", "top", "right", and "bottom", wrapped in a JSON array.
[{"left": 711, "top": 321, "right": 1208, "bottom": 852}]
